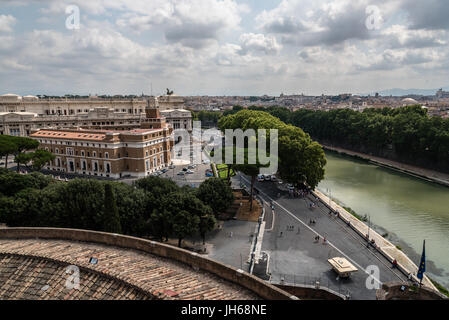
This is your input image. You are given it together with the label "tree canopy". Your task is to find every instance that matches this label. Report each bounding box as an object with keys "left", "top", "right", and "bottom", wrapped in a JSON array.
[
  {"left": 196, "top": 178, "right": 234, "bottom": 214},
  {"left": 218, "top": 110, "right": 326, "bottom": 189},
  {"left": 0, "top": 170, "right": 220, "bottom": 248}
]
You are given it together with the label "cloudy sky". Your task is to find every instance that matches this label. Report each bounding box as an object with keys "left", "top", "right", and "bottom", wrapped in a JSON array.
[{"left": 0, "top": 0, "right": 448, "bottom": 96}]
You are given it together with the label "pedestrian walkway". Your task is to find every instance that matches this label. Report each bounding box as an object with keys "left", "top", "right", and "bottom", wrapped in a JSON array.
[{"left": 312, "top": 189, "right": 436, "bottom": 290}]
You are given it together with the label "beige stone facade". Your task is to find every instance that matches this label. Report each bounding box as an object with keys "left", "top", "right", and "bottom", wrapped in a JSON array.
[
  {"left": 29, "top": 103, "right": 174, "bottom": 179},
  {"left": 0, "top": 94, "right": 191, "bottom": 136}
]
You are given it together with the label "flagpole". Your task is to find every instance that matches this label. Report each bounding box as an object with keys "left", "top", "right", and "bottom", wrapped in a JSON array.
[{"left": 417, "top": 239, "right": 425, "bottom": 288}]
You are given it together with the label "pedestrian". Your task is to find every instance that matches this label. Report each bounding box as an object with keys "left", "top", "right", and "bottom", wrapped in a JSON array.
[
  {"left": 280, "top": 231, "right": 283, "bottom": 237},
  {"left": 323, "top": 237, "right": 327, "bottom": 245},
  {"left": 230, "top": 231, "right": 233, "bottom": 238},
  {"left": 392, "top": 259, "right": 398, "bottom": 269}
]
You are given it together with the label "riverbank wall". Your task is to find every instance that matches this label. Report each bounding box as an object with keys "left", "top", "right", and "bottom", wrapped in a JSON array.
[
  {"left": 322, "top": 145, "right": 449, "bottom": 188},
  {"left": 310, "top": 189, "right": 437, "bottom": 291}
]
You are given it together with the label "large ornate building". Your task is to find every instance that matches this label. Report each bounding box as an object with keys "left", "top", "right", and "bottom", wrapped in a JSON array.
[
  {"left": 29, "top": 100, "right": 174, "bottom": 179},
  {"left": 0, "top": 94, "right": 192, "bottom": 137}
]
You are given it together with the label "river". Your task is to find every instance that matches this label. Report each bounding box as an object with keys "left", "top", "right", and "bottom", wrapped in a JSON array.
[{"left": 317, "top": 150, "right": 449, "bottom": 289}]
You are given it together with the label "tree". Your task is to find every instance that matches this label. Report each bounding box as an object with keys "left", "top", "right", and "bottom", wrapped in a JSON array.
[
  {"left": 172, "top": 210, "right": 199, "bottom": 247},
  {"left": 149, "top": 209, "right": 173, "bottom": 241},
  {"left": 58, "top": 179, "right": 105, "bottom": 230},
  {"left": 0, "top": 170, "right": 53, "bottom": 197},
  {"left": 0, "top": 136, "right": 18, "bottom": 168},
  {"left": 14, "top": 152, "right": 34, "bottom": 172},
  {"left": 31, "top": 149, "right": 55, "bottom": 171},
  {"left": 112, "top": 183, "right": 148, "bottom": 236},
  {"left": 196, "top": 178, "right": 234, "bottom": 215},
  {"left": 198, "top": 214, "right": 216, "bottom": 245},
  {"left": 218, "top": 109, "right": 326, "bottom": 191},
  {"left": 13, "top": 137, "right": 39, "bottom": 172},
  {"left": 235, "top": 161, "right": 261, "bottom": 211},
  {"left": 133, "top": 176, "right": 179, "bottom": 196},
  {"left": 103, "top": 183, "right": 122, "bottom": 234}
]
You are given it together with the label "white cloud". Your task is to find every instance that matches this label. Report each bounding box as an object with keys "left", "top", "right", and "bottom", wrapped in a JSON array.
[
  {"left": 0, "top": 0, "right": 449, "bottom": 95},
  {"left": 0, "top": 15, "right": 16, "bottom": 32},
  {"left": 239, "top": 33, "right": 282, "bottom": 55}
]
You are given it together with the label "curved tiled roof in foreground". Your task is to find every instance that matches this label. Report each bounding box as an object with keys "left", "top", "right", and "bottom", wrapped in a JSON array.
[{"left": 0, "top": 228, "right": 293, "bottom": 300}]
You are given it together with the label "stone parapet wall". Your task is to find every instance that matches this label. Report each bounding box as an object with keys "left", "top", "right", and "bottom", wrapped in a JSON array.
[{"left": 0, "top": 227, "right": 293, "bottom": 300}]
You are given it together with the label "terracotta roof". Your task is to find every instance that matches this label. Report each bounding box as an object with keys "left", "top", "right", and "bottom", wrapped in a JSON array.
[
  {"left": 30, "top": 128, "right": 163, "bottom": 141},
  {"left": 0, "top": 239, "right": 259, "bottom": 300},
  {"left": 31, "top": 130, "right": 108, "bottom": 141},
  {"left": 0, "top": 255, "right": 151, "bottom": 300}
]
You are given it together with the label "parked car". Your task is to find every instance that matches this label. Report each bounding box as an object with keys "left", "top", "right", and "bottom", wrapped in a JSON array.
[
  {"left": 169, "top": 164, "right": 175, "bottom": 169},
  {"left": 161, "top": 168, "right": 168, "bottom": 173},
  {"left": 182, "top": 167, "right": 188, "bottom": 171},
  {"left": 264, "top": 175, "right": 271, "bottom": 181},
  {"left": 186, "top": 169, "right": 194, "bottom": 174},
  {"left": 177, "top": 171, "right": 186, "bottom": 175},
  {"left": 270, "top": 175, "right": 277, "bottom": 182},
  {"left": 188, "top": 164, "right": 196, "bottom": 169},
  {"left": 287, "top": 184, "right": 295, "bottom": 190},
  {"left": 257, "top": 174, "right": 265, "bottom": 182}
]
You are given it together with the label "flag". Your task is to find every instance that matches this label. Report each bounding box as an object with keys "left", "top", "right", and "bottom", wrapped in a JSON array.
[{"left": 417, "top": 240, "right": 426, "bottom": 281}]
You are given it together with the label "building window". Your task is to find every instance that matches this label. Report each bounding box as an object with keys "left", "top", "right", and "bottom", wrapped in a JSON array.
[
  {"left": 9, "top": 128, "right": 20, "bottom": 136},
  {"left": 105, "top": 152, "right": 109, "bottom": 159}
]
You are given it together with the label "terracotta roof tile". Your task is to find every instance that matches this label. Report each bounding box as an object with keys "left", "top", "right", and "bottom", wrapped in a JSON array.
[{"left": 0, "top": 239, "right": 258, "bottom": 300}]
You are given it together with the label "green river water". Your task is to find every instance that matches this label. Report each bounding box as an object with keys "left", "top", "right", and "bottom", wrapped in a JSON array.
[{"left": 317, "top": 150, "right": 449, "bottom": 288}]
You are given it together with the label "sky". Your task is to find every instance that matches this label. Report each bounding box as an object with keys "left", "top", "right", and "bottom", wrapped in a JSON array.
[{"left": 0, "top": 0, "right": 448, "bottom": 96}]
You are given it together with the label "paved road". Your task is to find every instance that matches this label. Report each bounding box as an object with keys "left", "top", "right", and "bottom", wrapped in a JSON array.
[
  {"left": 237, "top": 173, "right": 409, "bottom": 300},
  {"left": 159, "top": 163, "right": 212, "bottom": 187},
  {"left": 201, "top": 220, "right": 257, "bottom": 273}
]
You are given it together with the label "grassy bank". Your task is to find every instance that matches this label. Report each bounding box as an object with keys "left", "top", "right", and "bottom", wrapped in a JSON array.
[
  {"left": 429, "top": 278, "right": 449, "bottom": 297},
  {"left": 216, "top": 164, "right": 235, "bottom": 180},
  {"left": 342, "top": 205, "right": 368, "bottom": 222}
]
